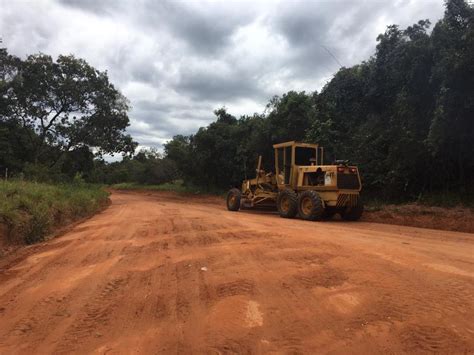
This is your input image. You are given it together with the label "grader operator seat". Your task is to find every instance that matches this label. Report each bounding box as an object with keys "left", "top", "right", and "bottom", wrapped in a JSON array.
[{"left": 273, "top": 141, "right": 324, "bottom": 188}]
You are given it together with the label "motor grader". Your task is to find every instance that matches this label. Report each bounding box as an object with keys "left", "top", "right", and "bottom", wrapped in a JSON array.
[{"left": 226, "top": 141, "right": 363, "bottom": 221}]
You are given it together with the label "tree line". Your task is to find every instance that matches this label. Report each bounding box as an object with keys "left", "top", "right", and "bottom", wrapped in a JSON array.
[
  {"left": 1, "top": 0, "right": 473, "bottom": 203},
  {"left": 165, "top": 0, "right": 474, "bottom": 201},
  {"left": 0, "top": 48, "right": 137, "bottom": 181}
]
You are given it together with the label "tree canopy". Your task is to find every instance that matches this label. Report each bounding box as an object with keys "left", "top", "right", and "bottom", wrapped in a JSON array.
[
  {"left": 0, "top": 50, "right": 137, "bottom": 179},
  {"left": 165, "top": 0, "right": 474, "bottom": 201},
  {"left": 1, "top": 0, "right": 472, "bottom": 203}
]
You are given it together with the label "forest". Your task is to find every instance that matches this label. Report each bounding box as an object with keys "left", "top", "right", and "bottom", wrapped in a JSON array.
[
  {"left": 164, "top": 0, "right": 474, "bottom": 202},
  {"left": 1, "top": 0, "right": 473, "bottom": 204}
]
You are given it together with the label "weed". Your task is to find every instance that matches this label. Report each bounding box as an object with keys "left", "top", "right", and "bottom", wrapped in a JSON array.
[{"left": 0, "top": 180, "right": 109, "bottom": 244}]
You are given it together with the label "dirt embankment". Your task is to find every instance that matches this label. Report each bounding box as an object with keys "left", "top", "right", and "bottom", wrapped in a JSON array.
[
  {"left": 0, "top": 224, "right": 7, "bottom": 255},
  {"left": 363, "top": 204, "right": 473, "bottom": 233},
  {"left": 0, "top": 190, "right": 472, "bottom": 354},
  {"left": 0, "top": 201, "right": 111, "bottom": 259}
]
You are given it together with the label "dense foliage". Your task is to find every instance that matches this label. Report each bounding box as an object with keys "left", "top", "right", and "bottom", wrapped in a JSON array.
[
  {"left": 0, "top": 180, "right": 109, "bottom": 244},
  {"left": 0, "top": 49, "right": 137, "bottom": 181},
  {"left": 0, "top": 0, "right": 472, "bottom": 204},
  {"left": 165, "top": 0, "right": 474, "bottom": 201},
  {"left": 90, "top": 149, "right": 178, "bottom": 185}
]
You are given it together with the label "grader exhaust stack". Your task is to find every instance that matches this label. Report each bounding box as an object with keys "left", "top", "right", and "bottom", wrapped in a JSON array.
[{"left": 226, "top": 141, "right": 363, "bottom": 221}]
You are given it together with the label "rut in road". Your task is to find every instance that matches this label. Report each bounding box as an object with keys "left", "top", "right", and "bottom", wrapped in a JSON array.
[{"left": 0, "top": 191, "right": 473, "bottom": 354}]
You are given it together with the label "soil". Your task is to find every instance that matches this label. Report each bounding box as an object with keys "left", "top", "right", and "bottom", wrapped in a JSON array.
[
  {"left": 0, "top": 190, "right": 472, "bottom": 353},
  {"left": 0, "top": 224, "right": 8, "bottom": 257},
  {"left": 364, "top": 203, "right": 474, "bottom": 234}
]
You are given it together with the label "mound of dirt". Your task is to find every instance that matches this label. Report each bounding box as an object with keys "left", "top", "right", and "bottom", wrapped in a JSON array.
[
  {"left": 363, "top": 204, "right": 473, "bottom": 233},
  {"left": 0, "top": 223, "right": 8, "bottom": 249},
  {"left": 0, "top": 223, "right": 17, "bottom": 258}
]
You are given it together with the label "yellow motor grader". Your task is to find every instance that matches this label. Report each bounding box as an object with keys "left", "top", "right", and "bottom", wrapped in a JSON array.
[{"left": 226, "top": 141, "right": 363, "bottom": 221}]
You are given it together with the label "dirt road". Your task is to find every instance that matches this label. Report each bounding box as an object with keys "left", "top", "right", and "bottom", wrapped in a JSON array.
[{"left": 0, "top": 191, "right": 473, "bottom": 354}]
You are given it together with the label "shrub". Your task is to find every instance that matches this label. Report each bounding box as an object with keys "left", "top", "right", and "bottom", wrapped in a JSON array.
[{"left": 0, "top": 180, "right": 109, "bottom": 244}]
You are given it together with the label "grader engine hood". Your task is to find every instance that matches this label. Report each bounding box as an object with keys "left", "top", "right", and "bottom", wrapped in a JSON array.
[{"left": 297, "top": 165, "right": 361, "bottom": 191}]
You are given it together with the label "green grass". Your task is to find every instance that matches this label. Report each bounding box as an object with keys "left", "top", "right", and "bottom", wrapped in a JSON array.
[
  {"left": 110, "top": 180, "right": 225, "bottom": 195},
  {"left": 0, "top": 180, "right": 109, "bottom": 244}
]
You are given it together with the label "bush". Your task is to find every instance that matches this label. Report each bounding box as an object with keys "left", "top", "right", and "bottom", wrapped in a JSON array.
[
  {"left": 0, "top": 180, "right": 109, "bottom": 244},
  {"left": 110, "top": 180, "right": 224, "bottom": 195},
  {"left": 22, "top": 162, "right": 68, "bottom": 183}
]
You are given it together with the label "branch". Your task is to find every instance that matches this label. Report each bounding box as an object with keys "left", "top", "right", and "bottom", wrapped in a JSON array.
[
  {"left": 44, "top": 106, "right": 64, "bottom": 132},
  {"left": 49, "top": 139, "right": 74, "bottom": 168},
  {"left": 16, "top": 109, "right": 34, "bottom": 145}
]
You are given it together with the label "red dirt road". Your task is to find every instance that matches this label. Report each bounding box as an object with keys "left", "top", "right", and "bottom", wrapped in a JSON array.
[{"left": 0, "top": 191, "right": 473, "bottom": 354}]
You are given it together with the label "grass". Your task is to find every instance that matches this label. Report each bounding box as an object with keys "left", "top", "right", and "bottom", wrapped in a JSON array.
[
  {"left": 110, "top": 180, "right": 225, "bottom": 195},
  {"left": 0, "top": 180, "right": 109, "bottom": 245}
]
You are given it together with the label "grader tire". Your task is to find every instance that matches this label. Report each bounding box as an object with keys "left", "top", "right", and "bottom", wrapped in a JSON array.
[
  {"left": 298, "top": 190, "right": 324, "bottom": 221},
  {"left": 226, "top": 188, "right": 241, "bottom": 211},
  {"left": 341, "top": 199, "right": 364, "bottom": 221},
  {"left": 277, "top": 189, "right": 298, "bottom": 218}
]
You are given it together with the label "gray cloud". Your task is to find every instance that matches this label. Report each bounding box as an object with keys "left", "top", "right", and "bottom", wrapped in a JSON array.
[
  {"left": 59, "top": 0, "right": 116, "bottom": 14},
  {"left": 0, "top": 0, "right": 445, "bottom": 153},
  {"left": 142, "top": 1, "right": 254, "bottom": 55},
  {"left": 176, "top": 67, "right": 267, "bottom": 101}
]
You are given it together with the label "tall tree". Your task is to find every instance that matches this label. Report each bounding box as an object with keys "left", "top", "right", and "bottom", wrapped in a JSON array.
[
  {"left": 428, "top": 0, "right": 474, "bottom": 189},
  {"left": 266, "top": 91, "right": 315, "bottom": 143},
  {"left": 1, "top": 52, "right": 137, "bottom": 166}
]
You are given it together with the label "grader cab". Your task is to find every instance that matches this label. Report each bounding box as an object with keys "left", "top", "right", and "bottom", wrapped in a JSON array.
[{"left": 226, "top": 141, "right": 363, "bottom": 221}]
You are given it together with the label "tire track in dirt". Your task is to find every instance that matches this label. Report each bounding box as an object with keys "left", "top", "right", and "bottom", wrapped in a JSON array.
[{"left": 0, "top": 190, "right": 472, "bottom": 354}]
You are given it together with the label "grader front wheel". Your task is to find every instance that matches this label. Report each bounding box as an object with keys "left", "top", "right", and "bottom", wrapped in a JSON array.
[
  {"left": 226, "top": 188, "right": 241, "bottom": 211},
  {"left": 277, "top": 189, "right": 298, "bottom": 218}
]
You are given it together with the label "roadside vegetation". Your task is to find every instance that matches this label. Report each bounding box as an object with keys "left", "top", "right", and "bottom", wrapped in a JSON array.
[
  {"left": 101, "top": 0, "right": 472, "bottom": 208},
  {"left": 110, "top": 180, "right": 224, "bottom": 195},
  {"left": 0, "top": 35, "right": 131, "bottom": 247},
  {"left": 162, "top": 1, "right": 473, "bottom": 205},
  {"left": 0, "top": 180, "right": 109, "bottom": 245},
  {"left": 1, "top": 0, "right": 472, "bottom": 231}
]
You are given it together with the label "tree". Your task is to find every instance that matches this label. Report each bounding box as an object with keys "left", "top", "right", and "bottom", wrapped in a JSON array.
[
  {"left": 428, "top": 0, "right": 474, "bottom": 190},
  {"left": 0, "top": 119, "right": 34, "bottom": 174},
  {"left": 266, "top": 91, "right": 314, "bottom": 143},
  {"left": 164, "top": 134, "right": 195, "bottom": 181},
  {"left": 96, "top": 0, "right": 474, "bottom": 201},
  {"left": 1, "top": 51, "right": 137, "bottom": 166}
]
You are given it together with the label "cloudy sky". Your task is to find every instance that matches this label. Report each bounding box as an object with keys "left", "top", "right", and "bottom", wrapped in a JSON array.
[{"left": 1, "top": 0, "right": 445, "bottom": 151}]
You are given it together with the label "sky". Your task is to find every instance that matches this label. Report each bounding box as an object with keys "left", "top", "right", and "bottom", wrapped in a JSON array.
[{"left": 0, "top": 0, "right": 445, "bottom": 153}]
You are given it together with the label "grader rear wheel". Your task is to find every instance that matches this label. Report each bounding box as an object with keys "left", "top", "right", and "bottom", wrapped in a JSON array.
[
  {"left": 340, "top": 199, "right": 364, "bottom": 221},
  {"left": 297, "top": 190, "right": 324, "bottom": 221}
]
